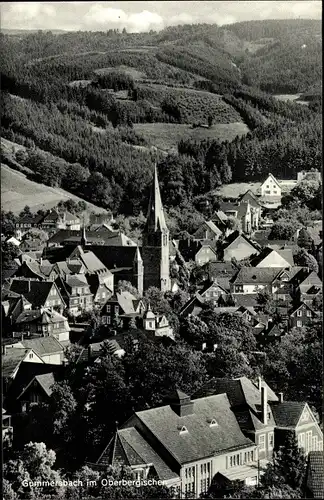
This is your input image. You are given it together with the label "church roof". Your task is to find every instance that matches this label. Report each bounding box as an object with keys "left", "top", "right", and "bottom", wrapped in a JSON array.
[{"left": 144, "top": 165, "right": 168, "bottom": 233}]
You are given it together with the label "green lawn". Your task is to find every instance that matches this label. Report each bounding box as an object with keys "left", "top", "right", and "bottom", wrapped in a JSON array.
[{"left": 134, "top": 122, "right": 250, "bottom": 153}]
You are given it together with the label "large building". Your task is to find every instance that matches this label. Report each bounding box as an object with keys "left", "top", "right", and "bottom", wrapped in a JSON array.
[{"left": 142, "top": 166, "right": 171, "bottom": 292}]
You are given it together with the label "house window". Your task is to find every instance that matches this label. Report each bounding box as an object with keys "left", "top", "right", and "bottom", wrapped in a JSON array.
[
  {"left": 306, "top": 431, "right": 312, "bottom": 453},
  {"left": 149, "top": 321, "right": 153, "bottom": 328},
  {"left": 106, "top": 305, "right": 111, "bottom": 313},
  {"left": 259, "top": 434, "right": 266, "bottom": 451},
  {"left": 312, "top": 436, "right": 318, "bottom": 451},
  {"left": 318, "top": 441, "right": 323, "bottom": 451},
  {"left": 298, "top": 433, "right": 305, "bottom": 450},
  {"left": 306, "top": 310, "right": 312, "bottom": 317},
  {"left": 297, "top": 320, "right": 302, "bottom": 327},
  {"left": 106, "top": 316, "right": 111, "bottom": 325},
  {"left": 29, "top": 353, "right": 33, "bottom": 359},
  {"left": 268, "top": 432, "right": 274, "bottom": 450},
  {"left": 297, "top": 310, "right": 302, "bottom": 317},
  {"left": 114, "top": 306, "right": 119, "bottom": 314}
]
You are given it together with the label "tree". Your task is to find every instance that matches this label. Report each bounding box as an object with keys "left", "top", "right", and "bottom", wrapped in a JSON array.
[
  {"left": 19, "top": 205, "right": 31, "bottom": 218},
  {"left": 1, "top": 210, "right": 18, "bottom": 236},
  {"left": 20, "top": 229, "right": 48, "bottom": 251},
  {"left": 261, "top": 433, "right": 307, "bottom": 492},
  {"left": 297, "top": 228, "right": 314, "bottom": 251},
  {"left": 293, "top": 248, "right": 319, "bottom": 273},
  {"left": 269, "top": 220, "right": 298, "bottom": 240},
  {"left": 1, "top": 242, "right": 20, "bottom": 270},
  {"left": 116, "top": 280, "right": 140, "bottom": 297},
  {"left": 3, "top": 442, "right": 64, "bottom": 499},
  {"left": 123, "top": 336, "right": 207, "bottom": 409}
]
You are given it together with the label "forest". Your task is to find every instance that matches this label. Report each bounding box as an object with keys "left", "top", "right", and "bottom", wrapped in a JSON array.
[{"left": 1, "top": 20, "right": 322, "bottom": 217}]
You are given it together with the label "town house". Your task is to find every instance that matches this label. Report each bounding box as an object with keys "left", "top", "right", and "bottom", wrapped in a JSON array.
[
  {"left": 94, "top": 389, "right": 259, "bottom": 497},
  {"left": 6, "top": 279, "right": 66, "bottom": 313},
  {"left": 55, "top": 274, "right": 93, "bottom": 316},
  {"left": 221, "top": 232, "right": 260, "bottom": 262},
  {"left": 288, "top": 302, "right": 320, "bottom": 329}
]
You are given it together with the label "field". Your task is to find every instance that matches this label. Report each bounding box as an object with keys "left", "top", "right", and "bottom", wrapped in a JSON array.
[
  {"left": 273, "top": 94, "right": 309, "bottom": 105},
  {"left": 137, "top": 84, "right": 242, "bottom": 124},
  {"left": 94, "top": 65, "right": 146, "bottom": 79},
  {"left": 214, "top": 179, "right": 298, "bottom": 198},
  {"left": 1, "top": 164, "right": 107, "bottom": 215},
  {"left": 134, "top": 122, "right": 250, "bottom": 153}
]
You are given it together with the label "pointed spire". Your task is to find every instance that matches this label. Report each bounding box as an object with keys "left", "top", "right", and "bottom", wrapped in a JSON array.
[
  {"left": 145, "top": 164, "right": 168, "bottom": 233},
  {"left": 81, "top": 217, "right": 87, "bottom": 246}
]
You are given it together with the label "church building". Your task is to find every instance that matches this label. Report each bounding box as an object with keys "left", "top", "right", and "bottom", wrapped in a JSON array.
[{"left": 142, "top": 165, "right": 171, "bottom": 292}]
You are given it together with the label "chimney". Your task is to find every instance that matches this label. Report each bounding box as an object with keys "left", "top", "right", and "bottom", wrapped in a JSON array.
[
  {"left": 278, "top": 392, "right": 284, "bottom": 403},
  {"left": 28, "top": 279, "right": 31, "bottom": 293},
  {"left": 21, "top": 333, "right": 24, "bottom": 341},
  {"left": 261, "top": 385, "right": 268, "bottom": 425}
]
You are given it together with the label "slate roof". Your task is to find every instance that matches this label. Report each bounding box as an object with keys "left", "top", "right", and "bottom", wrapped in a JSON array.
[
  {"left": 8, "top": 280, "right": 60, "bottom": 307},
  {"left": 250, "top": 248, "right": 294, "bottom": 268},
  {"left": 87, "top": 245, "right": 140, "bottom": 269},
  {"left": 239, "top": 190, "right": 262, "bottom": 208},
  {"left": 132, "top": 393, "right": 254, "bottom": 465},
  {"left": 231, "top": 267, "right": 283, "bottom": 285},
  {"left": 204, "top": 221, "right": 223, "bottom": 236},
  {"left": 271, "top": 401, "right": 306, "bottom": 428},
  {"left": 98, "top": 428, "right": 179, "bottom": 482},
  {"left": 206, "top": 261, "right": 238, "bottom": 279},
  {"left": 2, "top": 348, "right": 42, "bottom": 378},
  {"left": 306, "top": 451, "right": 324, "bottom": 499},
  {"left": 17, "top": 372, "right": 55, "bottom": 399},
  {"left": 219, "top": 202, "right": 239, "bottom": 213},
  {"left": 232, "top": 294, "right": 260, "bottom": 308},
  {"left": 192, "top": 377, "right": 278, "bottom": 412},
  {"left": 177, "top": 240, "right": 204, "bottom": 261},
  {"left": 223, "top": 231, "right": 260, "bottom": 252},
  {"left": 22, "top": 337, "right": 64, "bottom": 356}
]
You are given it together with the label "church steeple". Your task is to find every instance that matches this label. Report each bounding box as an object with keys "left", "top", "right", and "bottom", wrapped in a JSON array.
[
  {"left": 142, "top": 164, "right": 170, "bottom": 292},
  {"left": 80, "top": 218, "right": 87, "bottom": 247},
  {"left": 144, "top": 164, "right": 168, "bottom": 233}
]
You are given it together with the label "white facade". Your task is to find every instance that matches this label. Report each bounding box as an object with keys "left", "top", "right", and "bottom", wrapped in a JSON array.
[
  {"left": 260, "top": 174, "right": 282, "bottom": 197},
  {"left": 256, "top": 251, "right": 291, "bottom": 269}
]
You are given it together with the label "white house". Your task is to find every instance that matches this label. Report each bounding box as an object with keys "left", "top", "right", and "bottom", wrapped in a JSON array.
[{"left": 260, "top": 174, "right": 281, "bottom": 198}]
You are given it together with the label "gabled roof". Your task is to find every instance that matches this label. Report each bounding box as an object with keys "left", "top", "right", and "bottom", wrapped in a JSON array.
[
  {"left": 232, "top": 294, "right": 260, "bottom": 308},
  {"left": 202, "top": 221, "right": 223, "bottom": 236},
  {"left": 306, "top": 451, "right": 324, "bottom": 499},
  {"left": 192, "top": 377, "right": 278, "bottom": 412},
  {"left": 132, "top": 393, "right": 254, "bottom": 465},
  {"left": 8, "top": 279, "right": 63, "bottom": 308},
  {"left": 239, "top": 190, "right": 262, "bottom": 208},
  {"left": 2, "top": 348, "right": 44, "bottom": 378},
  {"left": 261, "top": 173, "right": 281, "bottom": 189},
  {"left": 106, "top": 291, "right": 139, "bottom": 315},
  {"left": 17, "top": 372, "right": 55, "bottom": 400},
  {"left": 97, "top": 428, "right": 178, "bottom": 482},
  {"left": 271, "top": 401, "right": 306, "bottom": 428},
  {"left": 289, "top": 302, "right": 319, "bottom": 317},
  {"left": 223, "top": 231, "right": 260, "bottom": 252},
  {"left": 21, "top": 337, "right": 64, "bottom": 356},
  {"left": 250, "top": 248, "right": 294, "bottom": 268},
  {"left": 231, "top": 267, "right": 283, "bottom": 285}
]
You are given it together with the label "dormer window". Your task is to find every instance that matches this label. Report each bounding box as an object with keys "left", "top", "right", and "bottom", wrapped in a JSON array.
[
  {"left": 208, "top": 418, "right": 218, "bottom": 427},
  {"left": 179, "top": 426, "right": 188, "bottom": 434}
]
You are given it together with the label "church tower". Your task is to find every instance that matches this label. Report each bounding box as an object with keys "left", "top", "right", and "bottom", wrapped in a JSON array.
[{"left": 142, "top": 165, "right": 170, "bottom": 292}]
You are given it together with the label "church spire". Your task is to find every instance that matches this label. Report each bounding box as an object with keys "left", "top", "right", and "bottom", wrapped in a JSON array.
[
  {"left": 145, "top": 164, "right": 167, "bottom": 233},
  {"left": 80, "top": 218, "right": 87, "bottom": 246}
]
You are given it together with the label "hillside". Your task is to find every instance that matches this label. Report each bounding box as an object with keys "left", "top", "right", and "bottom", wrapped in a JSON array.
[
  {"left": 1, "top": 163, "right": 107, "bottom": 215},
  {"left": 1, "top": 20, "right": 322, "bottom": 216}
]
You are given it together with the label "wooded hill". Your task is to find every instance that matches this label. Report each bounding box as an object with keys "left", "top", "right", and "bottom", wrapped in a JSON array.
[{"left": 1, "top": 19, "right": 322, "bottom": 216}]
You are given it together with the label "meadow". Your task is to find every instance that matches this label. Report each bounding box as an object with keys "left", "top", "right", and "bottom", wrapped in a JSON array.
[{"left": 134, "top": 122, "right": 250, "bottom": 153}]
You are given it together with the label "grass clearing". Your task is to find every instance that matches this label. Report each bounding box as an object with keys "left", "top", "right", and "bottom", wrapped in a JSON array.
[
  {"left": 214, "top": 179, "right": 298, "bottom": 199},
  {"left": 134, "top": 122, "right": 250, "bottom": 153},
  {"left": 1, "top": 164, "right": 108, "bottom": 215},
  {"left": 94, "top": 65, "right": 146, "bottom": 79}
]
